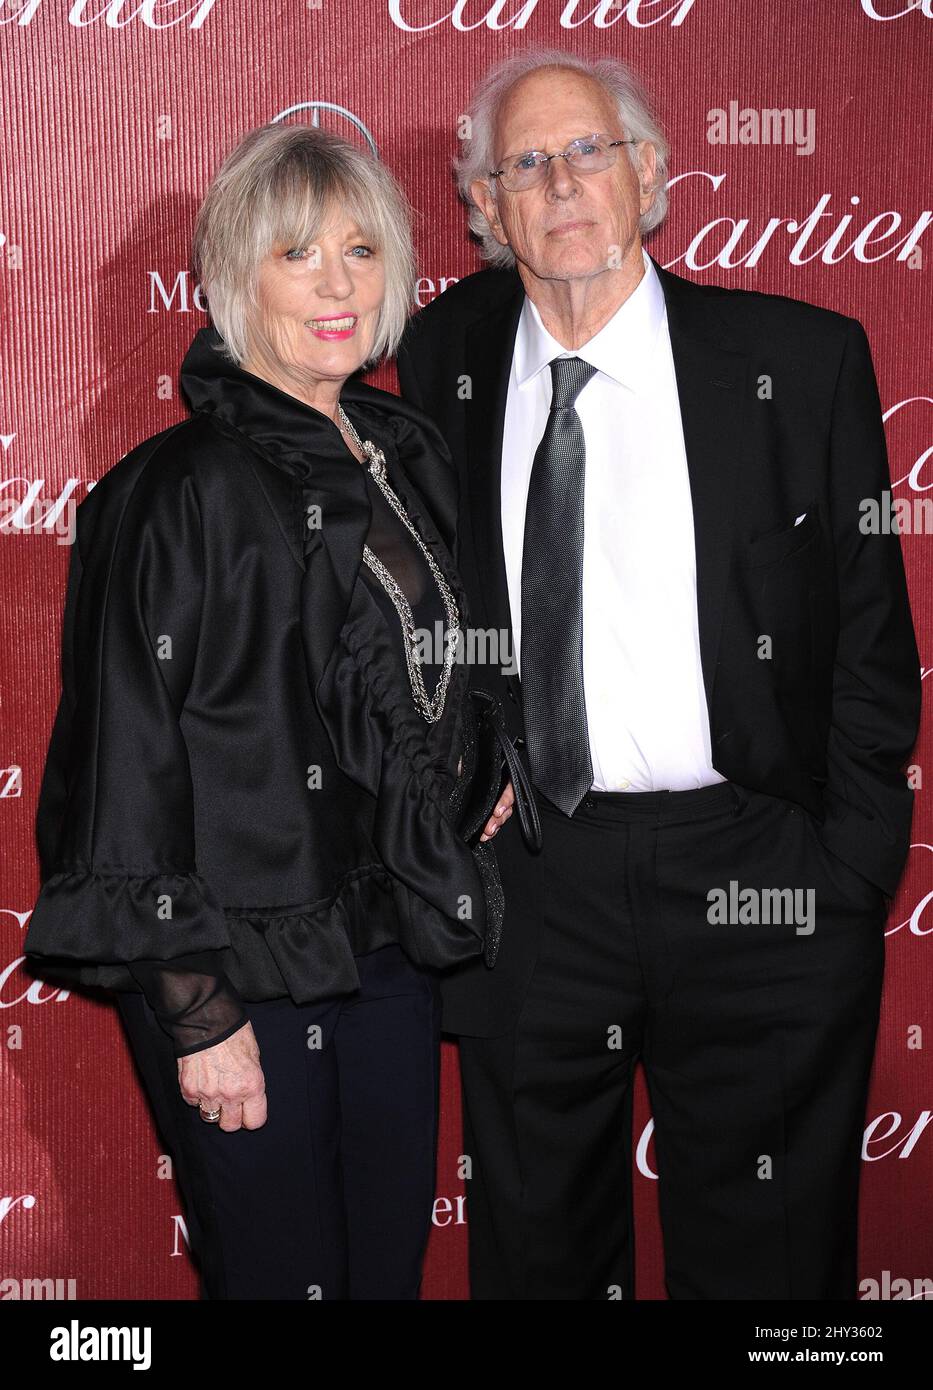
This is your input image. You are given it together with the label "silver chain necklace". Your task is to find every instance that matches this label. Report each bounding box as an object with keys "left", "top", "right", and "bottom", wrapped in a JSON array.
[{"left": 337, "top": 404, "right": 461, "bottom": 723}]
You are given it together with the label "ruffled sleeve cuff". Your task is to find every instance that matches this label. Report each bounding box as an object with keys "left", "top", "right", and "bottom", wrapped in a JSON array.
[{"left": 25, "top": 868, "right": 231, "bottom": 965}]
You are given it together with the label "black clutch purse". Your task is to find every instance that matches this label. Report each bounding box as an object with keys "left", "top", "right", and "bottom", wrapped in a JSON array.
[{"left": 449, "top": 688, "right": 542, "bottom": 967}]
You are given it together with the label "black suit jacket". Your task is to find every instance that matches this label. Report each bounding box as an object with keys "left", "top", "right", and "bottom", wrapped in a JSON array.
[{"left": 396, "top": 253, "right": 921, "bottom": 916}]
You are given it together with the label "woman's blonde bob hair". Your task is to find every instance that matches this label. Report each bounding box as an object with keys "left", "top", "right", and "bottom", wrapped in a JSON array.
[{"left": 192, "top": 122, "right": 417, "bottom": 369}]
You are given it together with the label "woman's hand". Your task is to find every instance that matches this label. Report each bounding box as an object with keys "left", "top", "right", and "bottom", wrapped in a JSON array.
[
  {"left": 178, "top": 1020, "right": 268, "bottom": 1131},
  {"left": 480, "top": 781, "right": 515, "bottom": 841}
]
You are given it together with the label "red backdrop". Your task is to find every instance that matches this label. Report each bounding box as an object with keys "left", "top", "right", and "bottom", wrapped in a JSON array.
[{"left": 1, "top": 0, "right": 931, "bottom": 1301}]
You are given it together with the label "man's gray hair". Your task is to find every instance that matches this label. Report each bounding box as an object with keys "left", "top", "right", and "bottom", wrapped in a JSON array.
[
  {"left": 453, "top": 49, "right": 670, "bottom": 269},
  {"left": 192, "top": 122, "right": 416, "bottom": 368}
]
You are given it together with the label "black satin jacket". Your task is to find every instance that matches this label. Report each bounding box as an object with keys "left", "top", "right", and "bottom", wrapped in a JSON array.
[{"left": 25, "top": 326, "right": 488, "bottom": 1005}]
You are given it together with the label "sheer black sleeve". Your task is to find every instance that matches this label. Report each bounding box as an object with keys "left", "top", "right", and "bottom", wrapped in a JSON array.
[{"left": 127, "top": 953, "right": 250, "bottom": 1058}]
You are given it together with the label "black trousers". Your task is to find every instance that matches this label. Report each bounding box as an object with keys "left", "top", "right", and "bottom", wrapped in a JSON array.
[
  {"left": 116, "top": 943, "right": 441, "bottom": 1299},
  {"left": 458, "top": 782, "right": 886, "bottom": 1300}
]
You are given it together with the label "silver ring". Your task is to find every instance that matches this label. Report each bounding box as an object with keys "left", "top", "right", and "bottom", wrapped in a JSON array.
[{"left": 199, "top": 1103, "right": 221, "bottom": 1123}]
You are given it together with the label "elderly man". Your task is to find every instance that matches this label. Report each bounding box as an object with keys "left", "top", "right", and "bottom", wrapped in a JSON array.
[{"left": 396, "top": 50, "right": 921, "bottom": 1300}]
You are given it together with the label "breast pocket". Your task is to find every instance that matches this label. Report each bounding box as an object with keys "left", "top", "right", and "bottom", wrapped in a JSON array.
[
  {"left": 734, "top": 504, "right": 822, "bottom": 696},
  {"left": 736, "top": 505, "right": 820, "bottom": 570}
]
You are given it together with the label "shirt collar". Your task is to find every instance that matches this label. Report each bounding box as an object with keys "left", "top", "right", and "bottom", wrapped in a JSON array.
[{"left": 513, "top": 246, "right": 665, "bottom": 395}]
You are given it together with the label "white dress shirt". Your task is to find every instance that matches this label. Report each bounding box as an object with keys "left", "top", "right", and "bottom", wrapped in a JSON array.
[{"left": 501, "top": 246, "right": 725, "bottom": 793}]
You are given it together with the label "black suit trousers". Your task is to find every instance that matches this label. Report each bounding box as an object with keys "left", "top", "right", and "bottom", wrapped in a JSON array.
[
  {"left": 116, "top": 943, "right": 441, "bottom": 1300},
  {"left": 457, "top": 781, "right": 886, "bottom": 1299}
]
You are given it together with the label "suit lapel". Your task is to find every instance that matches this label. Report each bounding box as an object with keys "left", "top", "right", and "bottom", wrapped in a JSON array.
[
  {"left": 464, "top": 279, "right": 525, "bottom": 704},
  {"left": 651, "top": 254, "right": 749, "bottom": 714}
]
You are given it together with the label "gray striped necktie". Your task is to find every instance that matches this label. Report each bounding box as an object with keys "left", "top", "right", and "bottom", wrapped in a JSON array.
[{"left": 519, "top": 355, "right": 597, "bottom": 816}]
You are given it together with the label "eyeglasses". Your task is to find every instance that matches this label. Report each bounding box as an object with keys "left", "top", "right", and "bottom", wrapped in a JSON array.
[{"left": 489, "top": 133, "right": 639, "bottom": 192}]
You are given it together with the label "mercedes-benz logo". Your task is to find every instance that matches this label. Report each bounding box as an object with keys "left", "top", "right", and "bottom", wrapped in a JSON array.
[{"left": 271, "top": 101, "right": 378, "bottom": 158}]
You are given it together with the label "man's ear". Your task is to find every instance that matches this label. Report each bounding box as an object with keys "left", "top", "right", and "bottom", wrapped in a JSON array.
[
  {"left": 470, "top": 178, "right": 508, "bottom": 246},
  {"left": 637, "top": 142, "right": 659, "bottom": 216}
]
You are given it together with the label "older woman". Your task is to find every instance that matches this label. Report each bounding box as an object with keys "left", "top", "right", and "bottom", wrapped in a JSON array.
[{"left": 24, "top": 122, "right": 518, "bottom": 1300}]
